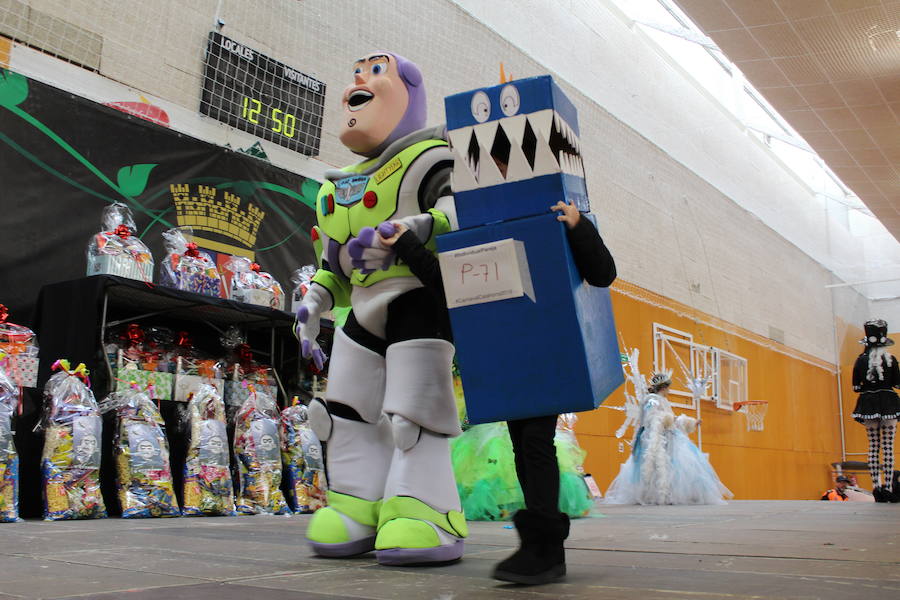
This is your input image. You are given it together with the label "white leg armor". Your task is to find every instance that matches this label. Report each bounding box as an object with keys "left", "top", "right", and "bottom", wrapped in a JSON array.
[
  {"left": 305, "top": 328, "right": 393, "bottom": 557},
  {"left": 375, "top": 338, "right": 468, "bottom": 565}
]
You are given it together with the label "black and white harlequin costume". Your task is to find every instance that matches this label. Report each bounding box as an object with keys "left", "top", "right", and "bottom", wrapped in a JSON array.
[{"left": 851, "top": 319, "right": 900, "bottom": 503}]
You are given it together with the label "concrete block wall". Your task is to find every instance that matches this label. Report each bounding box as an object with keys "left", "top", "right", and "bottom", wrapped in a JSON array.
[{"left": 1, "top": 0, "right": 883, "bottom": 364}]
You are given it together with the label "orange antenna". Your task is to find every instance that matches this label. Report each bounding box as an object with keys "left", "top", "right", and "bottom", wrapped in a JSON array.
[{"left": 500, "top": 62, "right": 512, "bottom": 83}]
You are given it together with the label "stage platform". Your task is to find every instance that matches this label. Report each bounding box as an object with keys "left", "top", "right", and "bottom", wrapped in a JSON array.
[{"left": 0, "top": 501, "right": 897, "bottom": 599}]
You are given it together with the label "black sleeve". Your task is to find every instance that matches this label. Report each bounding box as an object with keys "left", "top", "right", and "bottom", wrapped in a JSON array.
[
  {"left": 565, "top": 217, "right": 617, "bottom": 287},
  {"left": 393, "top": 230, "right": 445, "bottom": 297},
  {"left": 852, "top": 354, "right": 867, "bottom": 391},
  {"left": 892, "top": 354, "right": 900, "bottom": 388},
  {"left": 820, "top": 492, "right": 830, "bottom": 501}
]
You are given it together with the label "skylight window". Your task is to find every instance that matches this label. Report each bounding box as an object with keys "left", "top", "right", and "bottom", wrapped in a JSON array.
[{"left": 609, "top": 0, "right": 868, "bottom": 219}]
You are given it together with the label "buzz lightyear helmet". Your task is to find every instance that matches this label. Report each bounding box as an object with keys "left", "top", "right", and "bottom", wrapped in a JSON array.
[{"left": 647, "top": 370, "right": 673, "bottom": 394}]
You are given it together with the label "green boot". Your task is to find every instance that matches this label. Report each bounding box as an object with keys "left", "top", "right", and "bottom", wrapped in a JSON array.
[
  {"left": 307, "top": 491, "right": 381, "bottom": 557},
  {"left": 375, "top": 496, "right": 468, "bottom": 565}
]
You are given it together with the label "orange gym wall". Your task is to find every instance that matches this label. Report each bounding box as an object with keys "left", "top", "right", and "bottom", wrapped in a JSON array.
[{"left": 575, "top": 280, "right": 846, "bottom": 500}]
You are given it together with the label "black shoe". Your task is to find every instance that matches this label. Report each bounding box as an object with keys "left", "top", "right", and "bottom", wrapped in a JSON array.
[
  {"left": 886, "top": 488, "right": 900, "bottom": 503},
  {"left": 873, "top": 487, "right": 888, "bottom": 503},
  {"left": 492, "top": 510, "right": 569, "bottom": 585}
]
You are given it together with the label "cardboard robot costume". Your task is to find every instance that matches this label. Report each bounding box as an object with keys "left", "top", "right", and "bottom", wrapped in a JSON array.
[{"left": 296, "top": 52, "right": 466, "bottom": 565}]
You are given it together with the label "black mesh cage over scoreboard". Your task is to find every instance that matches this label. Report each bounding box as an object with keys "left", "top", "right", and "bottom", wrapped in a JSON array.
[{"left": 200, "top": 32, "right": 326, "bottom": 156}]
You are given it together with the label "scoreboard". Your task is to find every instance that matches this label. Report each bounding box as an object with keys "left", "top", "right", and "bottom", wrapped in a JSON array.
[{"left": 200, "top": 32, "right": 326, "bottom": 156}]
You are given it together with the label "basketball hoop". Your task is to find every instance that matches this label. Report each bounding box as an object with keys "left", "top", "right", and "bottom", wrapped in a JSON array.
[{"left": 733, "top": 400, "right": 768, "bottom": 432}]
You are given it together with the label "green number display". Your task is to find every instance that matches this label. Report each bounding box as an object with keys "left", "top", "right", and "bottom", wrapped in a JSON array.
[
  {"left": 241, "top": 97, "right": 262, "bottom": 124},
  {"left": 240, "top": 96, "right": 298, "bottom": 139}
]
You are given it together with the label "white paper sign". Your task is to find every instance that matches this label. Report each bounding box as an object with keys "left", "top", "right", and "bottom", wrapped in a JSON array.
[{"left": 438, "top": 238, "right": 535, "bottom": 308}]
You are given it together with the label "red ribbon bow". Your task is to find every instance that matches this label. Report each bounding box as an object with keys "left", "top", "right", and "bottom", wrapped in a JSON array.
[
  {"left": 125, "top": 323, "right": 144, "bottom": 345},
  {"left": 250, "top": 262, "right": 261, "bottom": 272},
  {"left": 0, "top": 304, "right": 7, "bottom": 324},
  {"left": 184, "top": 242, "right": 200, "bottom": 258},
  {"left": 237, "top": 343, "right": 254, "bottom": 371},
  {"left": 109, "top": 224, "right": 132, "bottom": 239},
  {"left": 176, "top": 331, "right": 192, "bottom": 348}
]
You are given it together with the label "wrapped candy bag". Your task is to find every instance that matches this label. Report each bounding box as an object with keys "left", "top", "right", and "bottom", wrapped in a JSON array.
[
  {"left": 234, "top": 388, "right": 290, "bottom": 515},
  {"left": 39, "top": 360, "right": 107, "bottom": 520},
  {"left": 160, "top": 227, "right": 222, "bottom": 297},
  {"left": 226, "top": 256, "right": 284, "bottom": 310},
  {"left": 0, "top": 361, "right": 19, "bottom": 522},
  {"left": 290, "top": 265, "right": 317, "bottom": 314},
  {"left": 86, "top": 202, "right": 154, "bottom": 282},
  {"left": 280, "top": 399, "right": 327, "bottom": 513},
  {"left": 104, "top": 387, "right": 180, "bottom": 518},
  {"left": 182, "top": 383, "right": 235, "bottom": 516}
]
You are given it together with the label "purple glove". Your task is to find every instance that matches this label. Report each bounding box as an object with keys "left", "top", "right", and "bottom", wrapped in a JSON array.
[{"left": 348, "top": 225, "right": 396, "bottom": 274}]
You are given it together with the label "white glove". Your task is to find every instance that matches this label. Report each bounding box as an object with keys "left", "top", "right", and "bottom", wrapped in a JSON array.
[{"left": 294, "top": 283, "right": 333, "bottom": 369}]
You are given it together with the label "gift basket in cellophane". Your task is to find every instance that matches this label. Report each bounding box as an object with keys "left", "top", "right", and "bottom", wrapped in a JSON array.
[
  {"left": 160, "top": 227, "right": 222, "bottom": 297},
  {"left": 181, "top": 383, "right": 235, "bottom": 516},
  {"left": 225, "top": 256, "right": 284, "bottom": 310},
  {"left": 233, "top": 387, "right": 290, "bottom": 515},
  {"left": 39, "top": 360, "right": 107, "bottom": 520},
  {"left": 86, "top": 202, "right": 154, "bottom": 282},
  {"left": 0, "top": 360, "right": 19, "bottom": 522},
  {"left": 280, "top": 398, "right": 327, "bottom": 513},
  {"left": 0, "top": 304, "right": 39, "bottom": 389},
  {"left": 104, "top": 385, "right": 180, "bottom": 518}
]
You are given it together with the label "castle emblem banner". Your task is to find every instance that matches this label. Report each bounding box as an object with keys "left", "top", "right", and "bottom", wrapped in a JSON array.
[{"left": 0, "top": 70, "right": 320, "bottom": 323}]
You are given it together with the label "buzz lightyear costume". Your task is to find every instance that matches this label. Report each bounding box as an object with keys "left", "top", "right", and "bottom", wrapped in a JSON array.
[{"left": 296, "top": 52, "right": 467, "bottom": 565}]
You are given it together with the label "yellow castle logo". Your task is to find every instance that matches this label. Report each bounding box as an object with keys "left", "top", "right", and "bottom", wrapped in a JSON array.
[{"left": 169, "top": 184, "right": 265, "bottom": 258}]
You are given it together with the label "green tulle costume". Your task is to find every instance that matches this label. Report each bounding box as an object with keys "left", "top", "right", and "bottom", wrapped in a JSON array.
[{"left": 450, "top": 373, "right": 594, "bottom": 520}]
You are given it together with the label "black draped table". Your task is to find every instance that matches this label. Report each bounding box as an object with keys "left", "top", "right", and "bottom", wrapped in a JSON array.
[{"left": 16, "top": 275, "right": 303, "bottom": 517}]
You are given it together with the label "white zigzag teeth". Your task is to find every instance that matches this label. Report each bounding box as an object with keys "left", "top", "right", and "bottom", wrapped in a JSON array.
[
  {"left": 530, "top": 109, "right": 553, "bottom": 143},
  {"left": 503, "top": 114, "right": 527, "bottom": 147},
  {"left": 447, "top": 107, "right": 586, "bottom": 189}
]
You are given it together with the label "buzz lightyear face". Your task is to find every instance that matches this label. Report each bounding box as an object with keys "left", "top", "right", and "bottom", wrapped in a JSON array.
[{"left": 339, "top": 54, "right": 409, "bottom": 154}]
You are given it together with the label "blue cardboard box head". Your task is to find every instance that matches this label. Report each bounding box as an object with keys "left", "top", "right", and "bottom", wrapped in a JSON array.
[{"left": 444, "top": 75, "right": 588, "bottom": 228}]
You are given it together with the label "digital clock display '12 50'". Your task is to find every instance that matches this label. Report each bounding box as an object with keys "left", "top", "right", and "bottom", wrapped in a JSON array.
[{"left": 200, "top": 32, "right": 326, "bottom": 156}]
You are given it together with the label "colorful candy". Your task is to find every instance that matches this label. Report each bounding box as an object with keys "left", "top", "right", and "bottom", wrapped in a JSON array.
[
  {"left": 40, "top": 361, "right": 107, "bottom": 521},
  {"left": 110, "top": 387, "right": 180, "bottom": 518},
  {"left": 182, "top": 383, "right": 235, "bottom": 516},
  {"left": 280, "top": 401, "right": 327, "bottom": 513},
  {"left": 0, "top": 361, "right": 19, "bottom": 522},
  {"left": 234, "top": 389, "right": 290, "bottom": 515}
]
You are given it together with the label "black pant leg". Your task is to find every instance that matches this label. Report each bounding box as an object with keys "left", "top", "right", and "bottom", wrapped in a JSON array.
[{"left": 507, "top": 414, "right": 560, "bottom": 518}]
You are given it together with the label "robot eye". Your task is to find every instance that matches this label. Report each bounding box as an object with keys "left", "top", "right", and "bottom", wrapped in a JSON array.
[
  {"left": 499, "top": 84, "right": 520, "bottom": 117},
  {"left": 470, "top": 91, "right": 491, "bottom": 123}
]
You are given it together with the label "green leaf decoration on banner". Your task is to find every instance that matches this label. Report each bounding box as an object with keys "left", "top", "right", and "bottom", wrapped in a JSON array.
[
  {"left": 116, "top": 164, "right": 158, "bottom": 197},
  {"left": 300, "top": 178, "right": 321, "bottom": 204},
  {"left": 0, "top": 69, "right": 29, "bottom": 108}
]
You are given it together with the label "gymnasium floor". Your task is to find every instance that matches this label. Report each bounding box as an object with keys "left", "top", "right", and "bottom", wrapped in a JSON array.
[{"left": 0, "top": 501, "right": 897, "bottom": 599}]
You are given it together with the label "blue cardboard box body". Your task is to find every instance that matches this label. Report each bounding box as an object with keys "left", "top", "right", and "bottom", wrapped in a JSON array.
[
  {"left": 437, "top": 213, "right": 623, "bottom": 424},
  {"left": 444, "top": 75, "right": 589, "bottom": 230}
]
